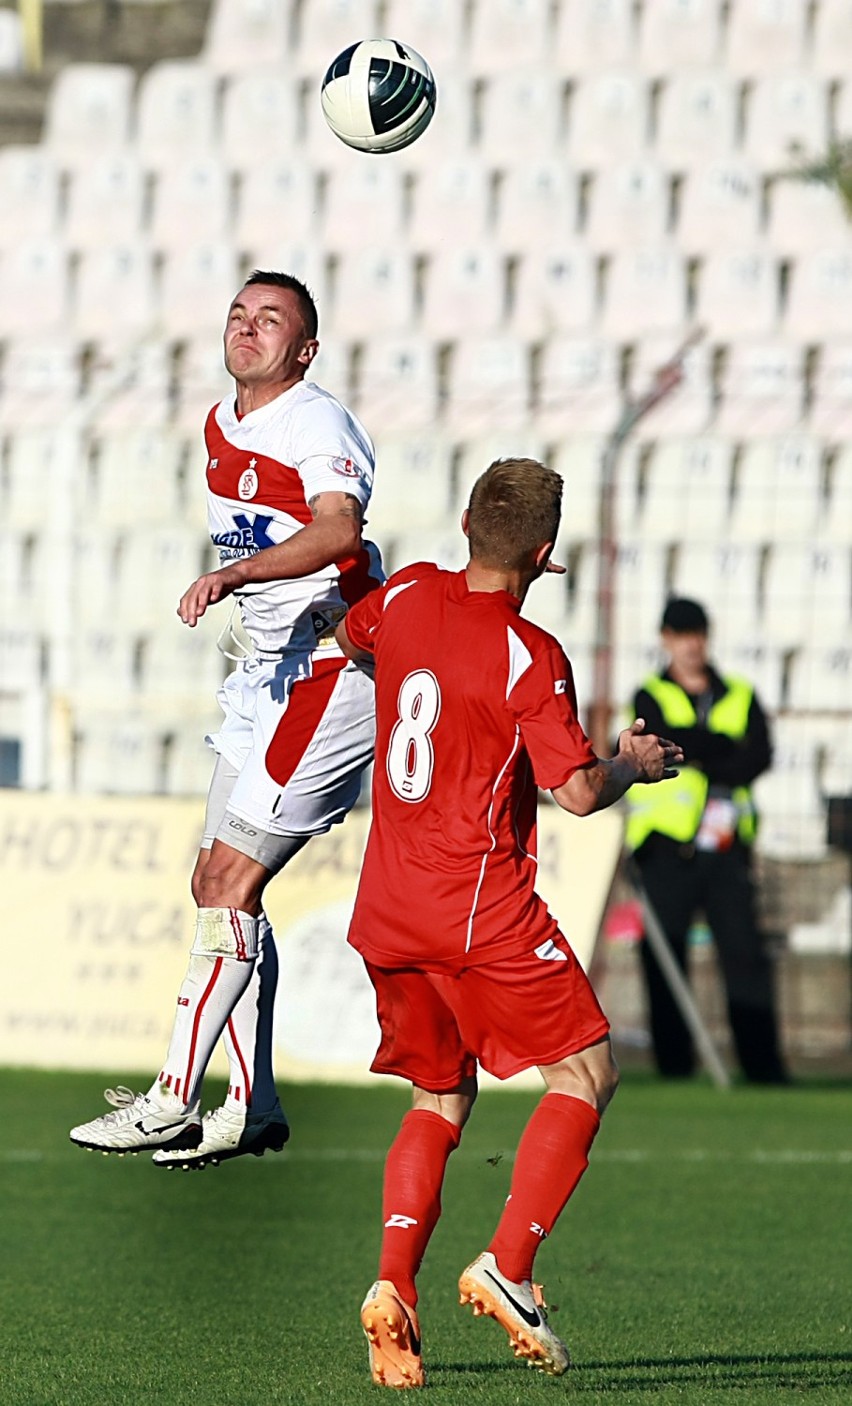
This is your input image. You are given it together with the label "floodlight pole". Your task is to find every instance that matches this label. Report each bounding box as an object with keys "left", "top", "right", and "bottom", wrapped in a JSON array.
[{"left": 588, "top": 329, "right": 704, "bottom": 756}]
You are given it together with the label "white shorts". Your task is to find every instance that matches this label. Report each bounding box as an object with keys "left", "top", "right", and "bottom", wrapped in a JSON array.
[{"left": 206, "top": 652, "right": 375, "bottom": 839}]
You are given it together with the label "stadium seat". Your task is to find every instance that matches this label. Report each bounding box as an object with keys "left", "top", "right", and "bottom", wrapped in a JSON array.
[
  {"left": 550, "top": 436, "right": 608, "bottom": 546},
  {"left": 234, "top": 161, "right": 318, "bottom": 256},
  {"left": 2, "top": 429, "right": 75, "bottom": 529},
  {"left": 0, "top": 241, "right": 70, "bottom": 338},
  {"left": 510, "top": 246, "right": 598, "bottom": 338},
  {"left": 694, "top": 249, "right": 780, "bottom": 342},
  {"left": 625, "top": 335, "right": 714, "bottom": 441},
  {"left": 301, "top": 333, "right": 353, "bottom": 404},
  {"left": 819, "top": 443, "right": 852, "bottom": 542},
  {"left": 753, "top": 716, "right": 827, "bottom": 861},
  {"left": 612, "top": 539, "right": 671, "bottom": 646},
  {"left": 0, "top": 338, "right": 83, "bottom": 428},
  {"left": 43, "top": 63, "right": 135, "bottom": 167},
  {"left": 420, "top": 247, "right": 507, "bottom": 340},
  {"left": 552, "top": 0, "right": 635, "bottom": 76},
  {"left": 383, "top": 0, "right": 468, "bottom": 76},
  {"left": 295, "top": 0, "right": 381, "bottom": 77},
  {"left": 0, "top": 147, "right": 62, "bottom": 250},
  {"left": 365, "top": 432, "right": 455, "bottom": 538},
  {"left": 443, "top": 335, "right": 532, "bottom": 433},
  {"left": 321, "top": 161, "right": 407, "bottom": 253},
  {"left": 384, "top": 525, "right": 469, "bottom": 576},
  {"left": 600, "top": 247, "right": 688, "bottom": 340},
  {"left": 0, "top": 628, "right": 43, "bottom": 690},
  {"left": 675, "top": 159, "right": 762, "bottom": 256},
  {"left": 536, "top": 337, "right": 622, "bottom": 436},
  {"left": 742, "top": 74, "right": 829, "bottom": 169},
  {"left": 636, "top": 0, "right": 724, "bottom": 75},
  {"left": 202, "top": 0, "right": 293, "bottom": 74},
  {"left": 728, "top": 435, "right": 825, "bottom": 544},
  {"left": 117, "top": 526, "right": 210, "bottom": 631},
  {"left": 135, "top": 61, "right": 219, "bottom": 170},
  {"left": 654, "top": 70, "right": 739, "bottom": 169},
  {"left": 73, "top": 630, "right": 139, "bottom": 694},
  {"left": 725, "top": 0, "right": 808, "bottom": 78},
  {"left": 477, "top": 70, "right": 565, "bottom": 162},
  {"left": 568, "top": 72, "right": 651, "bottom": 164},
  {"left": 142, "top": 621, "right": 229, "bottom": 698},
  {"left": 71, "top": 245, "right": 158, "bottom": 342},
  {"left": 74, "top": 710, "right": 166, "bottom": 795},
  {"left": 163, "top": 720, "right": 220, "bottom": 797},
  {"left": 809, "top": 344, "right": 852, "bottom": 443},
  {"left": 468, "top": 0, "right": 552, "bottom": 76},
  {"left": 408, "top": 158, "right": 492, "bottom": 255},
  {"left": 171, "top": 334, "right": 233, "bottom": 433},
  {"left": 784, "top": 250, "right": 852, "bottom": 342},
  {"left": 765, "top": 178, "right": 852, "bottom": 258},
  {"left": 669, "top": 541, "right": 763, "bottom": 645},
  {"left": 88, "top": 428, "right": 186, "bottom": 528},
  {"left": 714, "top": 341, "right": 805, "bottom": 436},
  {"left": 583, "top": 159, "right": 670, "bottom": 253},
  {"left": 220, "top": 72, "right": 301, "bottom": 169},
  {"left": 149, "top": 157, "right": 232, "bottom": 252},
  {"left": 327, "top": 249, "right": 418, "bottom": 338},
  {"left": 762, "top": 543, "right": 852, "bottom": 647},
  {"left": 71, "top": 530, "right": 123, "bottom": 629},
  {"left": 353, "top": 334, "right": 441, "bottom": 434},
  {"left": 522, "top": 564, "right": 573, "bottom": 638},
  {"left": 156, "top": 244, "right": 240, "bottom": 339},
  {"left": 635, "top": 435, "right": 733, "bottom": 545},
  {"left": 787, "top": 644, "right": 852, "bottom": 712},
  {"left": 494, "top": 159, "right": 580, "bottom": 254},
  {"left": 812, "top": 0, "right": 852, "bottom": 79},
  {"left": 64, "top": 154, "right": 146, "bottom": 250},
  {"left": 87, "top": 341, "right": 175, "bottom": 431},
  {"left": 0, "top": 7, "right": 23, "bottom": 73},
  {"left": 453, "top": 428, "right": 549, "bottom": 514},
  {"left": 720, "top": 639, "right": 786, "bottom": 713}
]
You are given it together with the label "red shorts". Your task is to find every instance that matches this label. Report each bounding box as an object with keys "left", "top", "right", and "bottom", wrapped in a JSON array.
[{"left": 364, "top": 933, "right": 610, "bottom": 1091}]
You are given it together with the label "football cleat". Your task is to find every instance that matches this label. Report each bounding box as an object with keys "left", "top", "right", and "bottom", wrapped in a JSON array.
[
  {"left": 70, "top": 1086, "right": 202, "bottom": 1154},
  {"left": 360, "top": 1280, "right": 424, "bottom": 1389},
  {"left": 151, "top": 1100, "right": 289, "bottom": 1170},
  {"left": 458, "top": 1251, "right": 571, "bottom": 1376}
]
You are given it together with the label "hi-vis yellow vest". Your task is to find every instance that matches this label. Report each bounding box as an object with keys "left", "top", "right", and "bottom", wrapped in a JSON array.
[{"left": 624, "top": 674, "right": 758, "bottom": 853}]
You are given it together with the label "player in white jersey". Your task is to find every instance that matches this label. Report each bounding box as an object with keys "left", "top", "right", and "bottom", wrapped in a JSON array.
[{"left": 70, "top": 272, "right": 383, "bottom": 1168}]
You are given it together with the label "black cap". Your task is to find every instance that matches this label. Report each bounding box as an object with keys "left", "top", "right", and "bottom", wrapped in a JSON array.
[{"left": 661, "top": 597, "right": 709, "bottom": 634}]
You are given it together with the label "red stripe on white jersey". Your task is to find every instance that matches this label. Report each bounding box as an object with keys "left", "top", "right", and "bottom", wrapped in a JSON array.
[
  {"left": 265, "top": 656, "right": 348, "bottom": 787},
  {"left": 183, "top": 956, "right": 224, "bottom": 1103},
  {"left": 227, "top": 1019, "right": 252, "bottom": 1107},
  {"left": 205, "top": 407, "right": 312, "bottom": 524}
]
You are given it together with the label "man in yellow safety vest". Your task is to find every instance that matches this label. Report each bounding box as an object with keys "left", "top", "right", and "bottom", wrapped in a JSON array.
[{"left": 625, "top": 597, "right": 789, "bottom": 1084}]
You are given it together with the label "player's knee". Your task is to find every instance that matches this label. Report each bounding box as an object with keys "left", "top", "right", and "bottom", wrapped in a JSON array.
[{"left": 197, "top": 848, "right": 265, "bottom": 913}]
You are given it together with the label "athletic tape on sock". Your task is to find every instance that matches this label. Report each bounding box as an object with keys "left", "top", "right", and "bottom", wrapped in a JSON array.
[{"left": 191, "top": 907, "right": 258, "bottom": 961}]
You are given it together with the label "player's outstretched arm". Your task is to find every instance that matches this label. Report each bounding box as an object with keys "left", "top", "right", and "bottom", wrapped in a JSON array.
[
  {"left": 551, "top": 719, "right": 684, "bottom": 818},
  {"left": 178, "top": 492, "right": 363, "bottom": 627}
]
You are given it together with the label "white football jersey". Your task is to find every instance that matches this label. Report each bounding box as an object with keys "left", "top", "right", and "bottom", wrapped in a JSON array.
[{"left": 205, "top": 379, "right": 384, "bottom": 655}]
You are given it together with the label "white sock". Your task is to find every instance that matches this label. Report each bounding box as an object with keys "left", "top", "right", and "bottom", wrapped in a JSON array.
[
  {"left": 222, "top": 913, "right": 279, "bottom": 1114},
  {"left": 151, "top": 911, "right": 258, "bottom": 1111}
]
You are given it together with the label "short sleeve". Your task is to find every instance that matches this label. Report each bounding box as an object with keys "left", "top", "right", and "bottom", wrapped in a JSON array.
[
  {"left": 343, "top": 581, "right": 386, "bottom": 654},
  {"left": 293, "top": 397, "right": 375, "bottom": 507},
  {"left": 508, "top": 643, "right": 596, "bottom": 791}
]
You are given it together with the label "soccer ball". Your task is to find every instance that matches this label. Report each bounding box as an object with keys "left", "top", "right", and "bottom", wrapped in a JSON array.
[{"left": 320, "top": 38, "right": 436, "bottom": 154}]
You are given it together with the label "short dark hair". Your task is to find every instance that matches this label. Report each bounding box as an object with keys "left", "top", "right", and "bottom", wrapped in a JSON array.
[
  {"left": 661, "top": 597, "right": 709, "bottom": 634},
  {"left": 243, "top": 270, "right": 318, "bottom": 338},
  {"left": 467, "top": 458, "right": 563, "bottom": 570}
]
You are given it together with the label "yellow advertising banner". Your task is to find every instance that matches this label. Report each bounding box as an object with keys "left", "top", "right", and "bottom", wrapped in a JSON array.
[{"left": 0, "top": 791, "right": 622, "bottom": 1085}]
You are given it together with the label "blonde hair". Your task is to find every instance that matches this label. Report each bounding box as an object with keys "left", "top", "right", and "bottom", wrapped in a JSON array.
[{"left": 467, "top": 458, "right": 563, "bottom": 569}]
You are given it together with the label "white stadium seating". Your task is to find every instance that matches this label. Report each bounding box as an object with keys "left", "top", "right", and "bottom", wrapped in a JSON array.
[
  {"left": 468, "top": 0, "right": 552, "bottom": 77},
  {"left": 552, "top": 0, "right": 636, "bottom": 77},
  {"left": 135, "top": 61, "right": 219, "bottom": 169},
  {"left": 220, "top": 73, "right": 301, "bottom": 168},
  {"left": 0, "top": 147, "right": 62, "bottom": 249},
  {"left": 43, "top": 63, "right": 135, "bottom": 166},
  {"left": 202, "top": 0, "right": 293, "bottom": 75},
  {"left": 637, "top": 0, "right": 724, "bottom": 76}
]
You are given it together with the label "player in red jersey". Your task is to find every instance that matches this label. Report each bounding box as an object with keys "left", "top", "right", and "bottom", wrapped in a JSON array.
[
  {"left": 70, "top": 272, "right": 383, "bottom": 1167},
  {"left": 335, "top": 457, "right": 683, "bottom": 1387}
]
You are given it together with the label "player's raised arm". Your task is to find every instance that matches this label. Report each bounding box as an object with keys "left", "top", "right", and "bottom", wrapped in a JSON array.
[
  {"left": 551, "top": 719, "right": 684, "bottom": 817},
  {"left": 178, "top": 491, "right": 363, "bottom": 627}
]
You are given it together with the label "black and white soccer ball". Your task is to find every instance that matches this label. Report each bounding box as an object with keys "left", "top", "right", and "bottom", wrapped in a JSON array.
[{"left": 320, "top": 38, "right": 436, "bottom": 154}]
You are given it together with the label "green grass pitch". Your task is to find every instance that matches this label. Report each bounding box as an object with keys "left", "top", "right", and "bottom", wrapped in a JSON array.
[{"left": 1, "top": 1068, "right": 850, "bottom": 1405}]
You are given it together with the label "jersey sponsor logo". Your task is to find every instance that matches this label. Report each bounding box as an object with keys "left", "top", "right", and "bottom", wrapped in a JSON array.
[
  {"left": 211, "top": 512, "right": 277, "bottom": 554},
  {"left": 384, "top": 1214, "right": 419, "bottom": 1230},
  {"left": 238, "top": 463, "right": 259, "bottom": 500},
  {"left": 328, "top": 454, "right": 361, "bottom": 479}
]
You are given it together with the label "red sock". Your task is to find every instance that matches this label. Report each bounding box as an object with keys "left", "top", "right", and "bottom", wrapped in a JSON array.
[
  {"left": 378, "top": 1109, "right": 462, "bottom": 1308},
  {"left": 488, "top": 1092, "right": 600, "bottom": 1284}
]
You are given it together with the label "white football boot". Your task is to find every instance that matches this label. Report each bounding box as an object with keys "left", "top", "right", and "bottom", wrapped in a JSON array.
[
  {"left": 70, "top": 1087, "right": 202, "bottom": 1155},
  {"left": 152, "top": 1099, "right": 289, "bottom": 1170},
  {"left": 458, "top": 1251, "right": 571, "bottom": 1376}
]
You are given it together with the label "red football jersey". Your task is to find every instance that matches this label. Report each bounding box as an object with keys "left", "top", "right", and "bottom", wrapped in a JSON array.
[{"left": 345, "top": 563, "right": 597, "bottom": 969}]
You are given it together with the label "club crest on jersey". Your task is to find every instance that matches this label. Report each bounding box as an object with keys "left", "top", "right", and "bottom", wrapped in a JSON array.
[
  {"left": 238, "top": 464, "right": 258, "bottom": 500},
  {"left": 329, "top": 455, "right": 360, "bottom": 479}
]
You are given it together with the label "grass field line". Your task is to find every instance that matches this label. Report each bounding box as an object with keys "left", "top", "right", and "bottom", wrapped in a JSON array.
[{"left": 6, "top": 1146, "right": 852, "bottom": 1165}]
